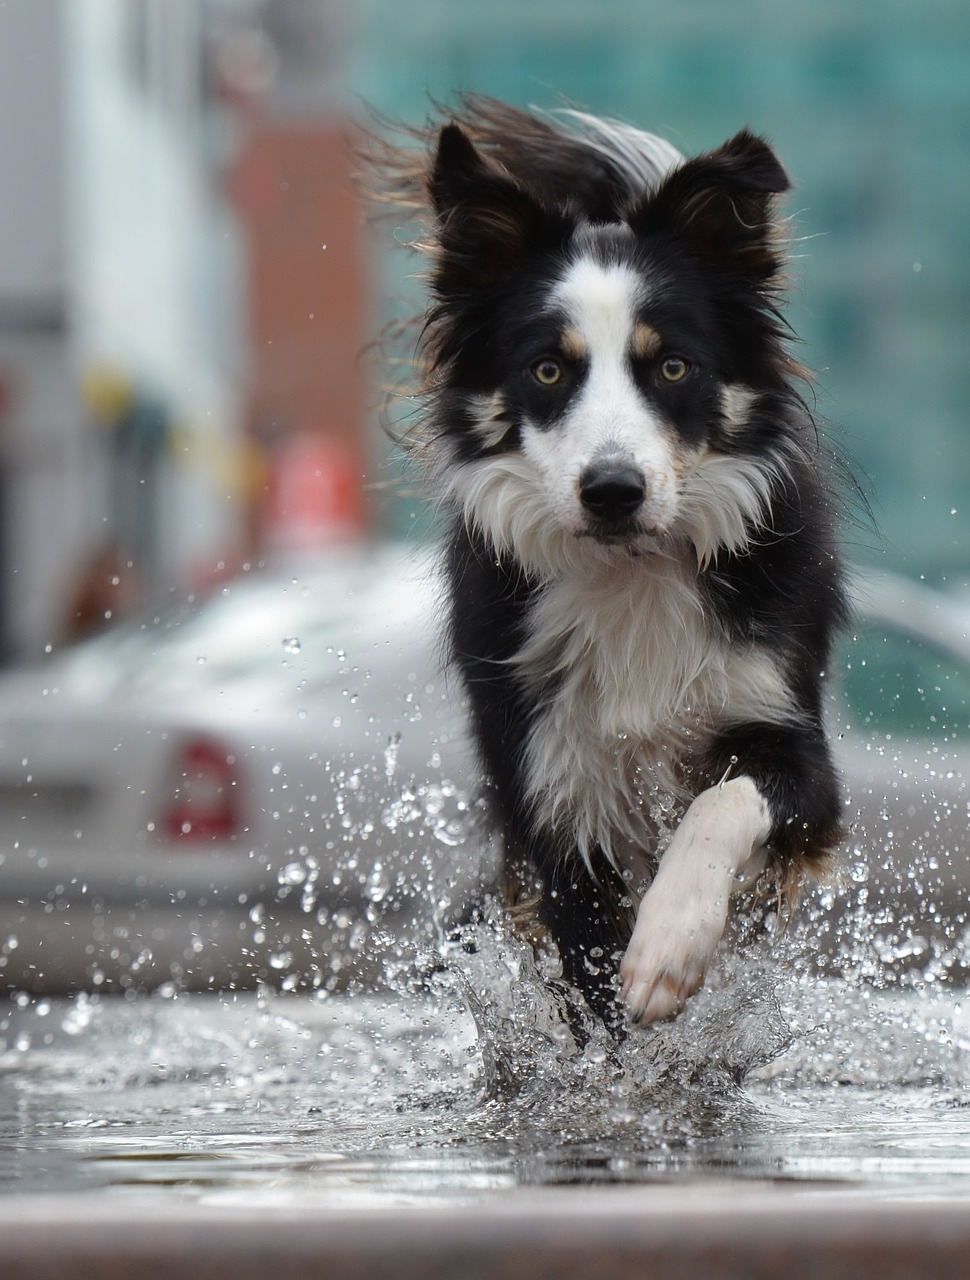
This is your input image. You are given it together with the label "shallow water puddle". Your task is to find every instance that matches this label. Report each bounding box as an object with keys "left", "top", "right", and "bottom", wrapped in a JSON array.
[{"left": 3, "top": 944, "right": 970, "bottom": 1203}]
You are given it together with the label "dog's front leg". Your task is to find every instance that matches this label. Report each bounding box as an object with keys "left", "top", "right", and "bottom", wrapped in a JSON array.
[{"left": 620, "top": 776, "right": 771, "bottom": 1026}]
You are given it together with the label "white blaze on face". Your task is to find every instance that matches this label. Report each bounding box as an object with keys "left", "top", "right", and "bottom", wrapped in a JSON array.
[{"left": 519, "top": 255, "right": 681, "bottom": 538}]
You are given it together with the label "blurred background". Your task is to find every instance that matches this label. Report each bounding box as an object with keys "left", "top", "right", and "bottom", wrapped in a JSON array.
[
  {"left": 3, "top": 1, "right": 970, "bottom": 1183},
  {"left": 0, "top": 0, "right": 968, "bottom": 662}
]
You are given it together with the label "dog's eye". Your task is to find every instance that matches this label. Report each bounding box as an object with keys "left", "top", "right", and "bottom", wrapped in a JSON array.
[
  {"left": 531, "top": 358, "right": 563, "bottom": 387},
  {"left": 659, "top": 355, "right": 690, "bottom": 383}
]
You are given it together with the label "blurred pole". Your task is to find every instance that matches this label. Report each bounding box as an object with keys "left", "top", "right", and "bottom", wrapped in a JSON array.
[{"left": 215, "top": 0, "right": 370, "bottom": 559}]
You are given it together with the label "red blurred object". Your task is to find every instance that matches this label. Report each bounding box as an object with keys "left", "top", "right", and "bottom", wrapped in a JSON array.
[
  {"left": 265, "top": 432, "right": 364, "bottom": 550},
  {"left": 162, "top": 737, "right": 243, "bottom": 843},
  {"left": 231, "top": 122, "right": 371, "bottom": 558}
]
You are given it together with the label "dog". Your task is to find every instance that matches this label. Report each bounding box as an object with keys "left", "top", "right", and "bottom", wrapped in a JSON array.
[{"left": 369, "top": 98, "right": 848, "bottom": 1030}]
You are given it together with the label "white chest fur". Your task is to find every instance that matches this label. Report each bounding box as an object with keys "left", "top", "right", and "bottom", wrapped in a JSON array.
[{"left": 513, "top": 556, "right": 794, "bottom": 874}]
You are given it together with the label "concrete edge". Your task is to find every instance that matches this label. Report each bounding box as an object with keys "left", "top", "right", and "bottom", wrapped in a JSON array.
[{"left": 1, "top": 1187, "right": 969, "bottom": 1280}]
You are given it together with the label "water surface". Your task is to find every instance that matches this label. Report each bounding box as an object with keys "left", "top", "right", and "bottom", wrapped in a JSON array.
[{"left": 3, "top": 916, "right": 970, "bottom": 1205}]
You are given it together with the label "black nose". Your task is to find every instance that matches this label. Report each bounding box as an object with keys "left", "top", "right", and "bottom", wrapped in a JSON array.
[{"left": 578, "top": 464, "right": 647, "bottom": 521}]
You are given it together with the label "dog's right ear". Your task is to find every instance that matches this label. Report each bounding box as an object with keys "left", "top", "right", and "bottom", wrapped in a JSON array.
[
  {"left": 429, "top": 124, "right": 570, "bottom": 291},
  {"left": 429, "top": 124, "right": 495, "bottom": 216}
]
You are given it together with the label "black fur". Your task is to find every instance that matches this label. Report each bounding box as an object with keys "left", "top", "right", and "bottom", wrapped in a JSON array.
[{"left": 370, "top": 98, "right": 849, "bottom": 1029}]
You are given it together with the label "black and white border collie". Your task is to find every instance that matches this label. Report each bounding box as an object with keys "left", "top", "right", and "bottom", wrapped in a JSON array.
[{"left": 370, "top": 98, "right": 848, "bottom": 1029}]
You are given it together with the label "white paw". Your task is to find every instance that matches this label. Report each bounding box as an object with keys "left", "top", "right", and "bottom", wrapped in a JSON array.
[
  {"left": 619, "top": 777, "right": 770, "bottom": 1026},
  {"left": 619, "top": 884, "right": 728, "bottom": 1027}
]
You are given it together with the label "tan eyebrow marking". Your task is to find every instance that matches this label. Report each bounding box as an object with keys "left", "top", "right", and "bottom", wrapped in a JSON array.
[
  {"left": 560, "top": 327, "right": 588, "bottom": 361},
  {"left": 633, "top": 323, "right": 663, "bottom": 359}
]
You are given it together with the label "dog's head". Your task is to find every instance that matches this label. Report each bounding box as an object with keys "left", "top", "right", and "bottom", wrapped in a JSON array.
[{"left": 410, "top": 109, "right": 802, "bottom": 575}]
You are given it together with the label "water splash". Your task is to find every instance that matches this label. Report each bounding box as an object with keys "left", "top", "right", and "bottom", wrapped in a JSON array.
[
  {"left": 247, "top": 737, "right": 970, "bottom": 1130},
  {"left": 6, "top": 695, "right": 964, "bottom": 1180}
]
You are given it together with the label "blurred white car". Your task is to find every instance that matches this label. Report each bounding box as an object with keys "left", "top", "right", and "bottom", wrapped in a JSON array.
[
  {"left": 0, "top": 549, "right": 967, "bottom": 992},
  {"left": 830, "top": 570, "right": 970, "bottom": 964},
  {"left": 0, "top": 547, "right": 491, "bottom": 993}
]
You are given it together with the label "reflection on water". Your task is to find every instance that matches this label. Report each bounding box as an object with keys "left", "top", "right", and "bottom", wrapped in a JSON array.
[{"left": 3, "top": 907, "right": 970, "bottom": 1204}]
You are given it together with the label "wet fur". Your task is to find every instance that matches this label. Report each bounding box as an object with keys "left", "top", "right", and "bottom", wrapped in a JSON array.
[{"left": 368, "top": 98, "right": 847, "bottom": 1029}]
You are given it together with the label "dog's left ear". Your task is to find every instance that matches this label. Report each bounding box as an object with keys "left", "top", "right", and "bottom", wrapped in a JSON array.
[
  {"left": 629, "top": 130, "right": 790, "bottom": 280},
  {"left": 428, "top": 124, "right": 571, "bottom": 291}
]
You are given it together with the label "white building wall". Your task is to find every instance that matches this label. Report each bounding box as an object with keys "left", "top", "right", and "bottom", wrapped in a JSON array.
[
  {"left": 0, "top": 1, "right": 66, "bottom": 315},
  {"left": 0, "top": 0, "right": 81, "bottom": 657},
  {"left": 66, "top": 0, "right": 244, "bottom": 589},
  {"left": 0, "top": 0, "right": 243, "bottom": 657}
]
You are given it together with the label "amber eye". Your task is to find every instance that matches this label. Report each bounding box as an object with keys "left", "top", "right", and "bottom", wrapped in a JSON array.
[
  {"left": 659, "top": 355, "right": 690, "bottom": 383},
  {"left": 531, "top": 358, "right": 563, "bottom": 386}
]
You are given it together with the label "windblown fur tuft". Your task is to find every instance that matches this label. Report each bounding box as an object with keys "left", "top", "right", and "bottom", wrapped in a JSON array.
[{"left": 363, "top": 94, "right": 684, "bottom": 224}]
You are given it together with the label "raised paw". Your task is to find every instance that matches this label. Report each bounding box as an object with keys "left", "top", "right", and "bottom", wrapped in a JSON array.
[
  {"left": 619, "top": 936, "right": 709, "bottom": 1026},
  {"left": 618, "top": 777, "right": 770, "bottom": 1026},
  {"left": 619, "top": 883, "right": 728, "bottom": 1027}
]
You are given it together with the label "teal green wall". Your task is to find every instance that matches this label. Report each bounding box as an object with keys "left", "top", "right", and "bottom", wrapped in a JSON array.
[{"left": 349, "top": 0, "right": 970, "bottom": 579}]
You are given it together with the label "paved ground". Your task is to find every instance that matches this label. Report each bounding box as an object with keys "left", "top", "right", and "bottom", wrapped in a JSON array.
[{"left": 2, "top": 1185, "right": 969, "bottom": 1280}]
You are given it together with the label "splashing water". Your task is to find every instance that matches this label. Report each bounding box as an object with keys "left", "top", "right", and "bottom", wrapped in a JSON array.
[
  {"left": 4, "top": 718, "right": 970, "bottom": 1198},
  {"left": 254, "top": 743, "right": 970, "bottom": 1122},
  {"left": 4, "top": 872, "right": 970, "bottom": 1198}
]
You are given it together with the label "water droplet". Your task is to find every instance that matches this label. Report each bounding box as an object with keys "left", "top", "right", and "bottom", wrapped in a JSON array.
[{"left": 282, "top": 637, "right": 302, "bottom": 655}]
